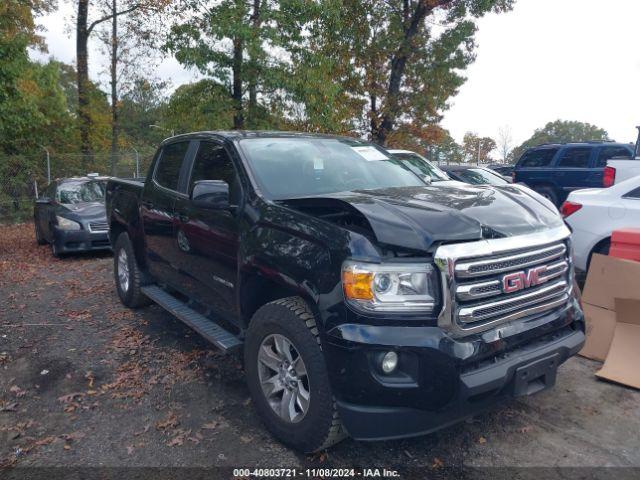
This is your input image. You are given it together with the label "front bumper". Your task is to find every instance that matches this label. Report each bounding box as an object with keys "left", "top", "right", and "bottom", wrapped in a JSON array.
[
  {"left": 52, "top": 226, "right": 111, "bottom": 254},
  {"left": 323, "top": 299, "right": 585, "bottom": 441}
]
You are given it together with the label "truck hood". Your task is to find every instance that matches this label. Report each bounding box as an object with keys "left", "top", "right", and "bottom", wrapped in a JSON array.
[{"left": 293, "top": 184, "right": 564, "bottom": 252}]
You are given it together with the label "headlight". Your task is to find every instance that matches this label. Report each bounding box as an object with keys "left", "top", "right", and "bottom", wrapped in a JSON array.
[
  {"left": 56, "top": 215, "right": 81, "bottom": 231},
  {"left": 342, "top": 261, "right": 439, "bottom": 313}
]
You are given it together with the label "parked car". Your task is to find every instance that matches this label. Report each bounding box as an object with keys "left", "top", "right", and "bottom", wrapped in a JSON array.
[
  {"left": 106, "top": 131, "right": 584, "bottom": 452},
  {"left": 487, "top": 163, "right": 515, "bottom": 177},
  {"left": 561, "top": 175, "right": 640, "bottom": 272},
  {"left": 440, "top": 165, "right": 511, "bottom": 186},
  {"left": 34, "top": 175, "right": 111, "bottom": 257},
  {"left": 513, "top": 141, "right": 635, "bottom": 206},
  {"left": 387, "top": 149, "right": 452, "bottom": 182}
]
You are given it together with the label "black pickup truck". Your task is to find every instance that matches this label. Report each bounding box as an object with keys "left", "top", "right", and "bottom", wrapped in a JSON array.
[{"left": 106, "top": 131, "right": 585, "bottom": 452}]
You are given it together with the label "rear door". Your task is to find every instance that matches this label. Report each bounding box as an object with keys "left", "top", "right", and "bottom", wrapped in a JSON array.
[
  {"left": 172, "top": 140, "right": 242, "bottom": 319},
  {"left": 554, "top": 146, "right": 593, "bottom": 194},
  {"left": 141, "top": 140, "right": 194, "bottom": 285}
]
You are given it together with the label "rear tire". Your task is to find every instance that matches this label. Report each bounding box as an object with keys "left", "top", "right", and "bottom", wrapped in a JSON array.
[
  {"left": 533, "top": 185, "right": 558, "bottom": 206},
  {"left": 113, "top": 232, "right": 151, "bottom": 308},
  {"left": 34, "top": 220, "right": 46, "bottom": 245},
  {"left": 244, "top": 297, "right": 346, "bottom": 453}
]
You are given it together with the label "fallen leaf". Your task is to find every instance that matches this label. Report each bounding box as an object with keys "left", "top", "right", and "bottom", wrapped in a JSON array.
[
  {"left": 127, "top": 445, "right": 135, "bottom": 455},
  {"left": 432, "top": 457, "right": 444, "bottom": 469},
  {"left": 60, "top": 431, "right": 85, "bottom": 442},
  {"left": 58, "top": 392, "right": 84, "bottom": 404},
  {"left": 478, "top": 436, "right": 487, "bottom": 444},
  {"left": 9, "top": 385, "right": 26, "bottom": 398},
  {"left": 63, "top": 444, "right": 71, "bottom": 450},
  {"left": 34, "top": 436, "right": 55, "bottom": 446},
  {"left": 201, "top": 422, "right": 218, "bottom": 430},
  {"left": 155, "top": 412, "right": 179, "bottom": 430},
  {"left": 0, "top": 402, "right": 18, "bottom": 412}
]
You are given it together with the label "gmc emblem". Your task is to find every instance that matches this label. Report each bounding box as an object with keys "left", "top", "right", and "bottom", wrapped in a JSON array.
[{"left": 502, "top": 266, "right": 548, "bottom": 293}]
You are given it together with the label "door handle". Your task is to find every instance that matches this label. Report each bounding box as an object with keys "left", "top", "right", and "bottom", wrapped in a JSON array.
[{"left": 174, "top": 213, "right": 189, "bottom": 223}]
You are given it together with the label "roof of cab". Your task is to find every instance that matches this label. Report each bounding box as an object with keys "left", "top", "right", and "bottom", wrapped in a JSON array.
[{"left": 158, "top": 130, "right": 368, "bottom": 145}]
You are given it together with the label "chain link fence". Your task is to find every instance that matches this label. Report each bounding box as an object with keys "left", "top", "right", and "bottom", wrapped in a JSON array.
[{"left": 0, "top": 148, "right": 155, "bottom": 224}]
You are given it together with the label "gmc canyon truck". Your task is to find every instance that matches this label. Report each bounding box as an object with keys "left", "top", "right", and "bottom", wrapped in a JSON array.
[{"left": 106, "top": 131, "right": 585, "bottom": 452}]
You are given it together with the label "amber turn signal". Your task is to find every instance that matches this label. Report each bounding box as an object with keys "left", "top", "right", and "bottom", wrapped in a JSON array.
[{"left": 342, "top": 270, "right": 374, "bottom": 301}]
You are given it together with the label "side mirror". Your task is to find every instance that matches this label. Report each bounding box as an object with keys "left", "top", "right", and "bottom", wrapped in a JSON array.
[
  {"left": 191, "top": 180, "right": 230, "bottom": 209},
  {"left": 421, "top": 175, "right": 432, "bottom": 185}
]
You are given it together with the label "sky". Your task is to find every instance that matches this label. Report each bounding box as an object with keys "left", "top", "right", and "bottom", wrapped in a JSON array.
[{"left": 32, "top": 0, "right": 640, "bottom": 148}]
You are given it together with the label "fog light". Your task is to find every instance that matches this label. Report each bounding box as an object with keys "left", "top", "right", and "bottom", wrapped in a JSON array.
[{"left": 381, "top": 351, "right": 398, "bottom": 374}]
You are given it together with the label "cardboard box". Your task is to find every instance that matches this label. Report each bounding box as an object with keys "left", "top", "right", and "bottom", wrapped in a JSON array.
[
  {"left": 579, "top": 254, "right": 640, "bottom": 361},
  {"left": 582, "top": 254, "right": 640, "bottom": 310},
  {"left": 596, "top": 298, "right": 640, "bottom": 390},
  {"left": 580, "top": 304, "right": 616, "bottom": 362}
]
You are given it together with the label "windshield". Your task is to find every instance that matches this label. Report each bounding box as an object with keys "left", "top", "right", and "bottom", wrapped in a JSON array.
[
  {"left": 453, "top": 168, "right": 508, "bottom": 186},
  {"left": 56, "top": 180, "right": 106, "bottom": 204},
  {"left": 391, "top": 152, "right": 450, "bottom": 181},
  {"left": 238, "top": 138, "right": 425, "bottom": 199}
]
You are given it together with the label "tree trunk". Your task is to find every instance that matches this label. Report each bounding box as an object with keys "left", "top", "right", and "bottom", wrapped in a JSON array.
[
  {"left": 374, "top": 0, "right": 449, "bottom": 145},
  {"left": 247, "top": 0, "right": 261, "bottom": 128},
  {"left": 110, "top": 0, "right": 119, "bottom": 176},
  {"left": 232, "top": 37, "right": 244, "bottom": 129},
  {"left": 77, "top": 0, "right": 92, "bottom": 164}
]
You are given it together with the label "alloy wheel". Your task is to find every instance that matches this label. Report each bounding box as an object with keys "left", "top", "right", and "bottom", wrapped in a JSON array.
[
  {"left": 117, "top": 248, "right": 130, "bottom": 293},
  {"left": 257, "top": 333, "right": 310, "bottom": 423}
]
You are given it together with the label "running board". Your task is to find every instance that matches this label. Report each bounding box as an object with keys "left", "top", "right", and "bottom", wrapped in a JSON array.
[{"left": 141, "top": 285, "right": 242, "bottom": 353}]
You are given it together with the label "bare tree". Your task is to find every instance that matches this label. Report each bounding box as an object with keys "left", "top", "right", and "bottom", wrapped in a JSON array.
[
  {"left": 96, "top": 0, "right": 164, "bottom": 174},
  {"left": 74, "top": 0, "right": 169, "bottom": 164},
  {"left": 497, "top": 125, "right": 513, "bottom": 163}
]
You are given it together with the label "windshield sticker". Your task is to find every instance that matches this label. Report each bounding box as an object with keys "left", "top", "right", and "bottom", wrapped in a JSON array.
[
  {"left": 313, "top": 157, "right": 324, "bottom": 170},
  {"left": 351, "top": 146, "right": 389, "bottom": 161}
]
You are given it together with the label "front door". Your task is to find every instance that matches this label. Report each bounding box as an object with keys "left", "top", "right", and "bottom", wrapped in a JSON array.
[{"left": 172, "top": 141, "right": 241, "bottom": 319}]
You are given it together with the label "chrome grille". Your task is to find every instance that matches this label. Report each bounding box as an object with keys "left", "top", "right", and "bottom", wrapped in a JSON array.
[
  {"left": 435, "top": 226, "right": 573, "bottom": 336},
  {"left": 88, "top": 222, "right": 108, "bottom": 233}
]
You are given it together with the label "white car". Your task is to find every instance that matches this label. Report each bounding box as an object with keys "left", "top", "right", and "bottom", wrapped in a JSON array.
[
  {"left": 562, "top": 175, "right": 640, "bottom": 272},
  {"left": 387, "top": 149, "right": 464, "bottom": 186}
]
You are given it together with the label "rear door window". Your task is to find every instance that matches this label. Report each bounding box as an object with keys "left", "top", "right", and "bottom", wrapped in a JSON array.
[
  {"left": 596, "top": 146, "right": 632, "bottom": 167},
  {"left": 557, "top": 147, "right": 592, "bottom": 168},
  {"left": 624, "top": 186, "right": 640, "bottom": 199},
  {"left": 518, "top": 148, "right": 558, "bottom": 167},
  {"left": 154, "top": 142, "right": 190, "bottom": 191}
]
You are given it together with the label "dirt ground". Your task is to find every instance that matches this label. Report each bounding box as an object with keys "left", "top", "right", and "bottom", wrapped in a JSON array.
[{"left": 1, "top": 223, "right": 639, "bottom": 477}]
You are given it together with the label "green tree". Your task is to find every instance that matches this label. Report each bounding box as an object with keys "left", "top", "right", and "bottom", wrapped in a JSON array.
[
  {"left": 119, "top": 77, "right": 169, "bottom": 147},
  {"left": 289, "top": 0, "right": 514, "bottom": 145},
  {"left": 162, "top": 79, "right": 235, "bottom": 133},
  {"left": 510, "top": 120, "right": 610, "bottom": 161},
  {"left": 462, "top": 132, "right": 497, "bottom": 163},
  {"left": 165, "top": 0, "right": 288, "bottom": 130}
]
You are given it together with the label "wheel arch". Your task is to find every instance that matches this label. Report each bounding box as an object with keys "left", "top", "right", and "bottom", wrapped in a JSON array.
[
  {"left": 586, "top": 235, "right": 611, "bottom": 271},
  {"left": 238, "top": 268, "right": 322, "bottom": 330}
]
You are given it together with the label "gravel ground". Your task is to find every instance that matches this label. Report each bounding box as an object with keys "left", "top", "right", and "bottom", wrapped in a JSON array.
[{"left": 1, "top": 223, "right": 639, "bottom": 477}]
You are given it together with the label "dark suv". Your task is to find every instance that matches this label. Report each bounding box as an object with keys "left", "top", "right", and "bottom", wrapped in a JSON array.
[{"left": 513, "top": 142, "right": 634, "bottom": 205}]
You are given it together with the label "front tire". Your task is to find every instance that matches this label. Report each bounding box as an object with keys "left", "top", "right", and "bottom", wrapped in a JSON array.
[
  {"left": 113, "top": 232, "right": 151, "bottom": 308},
  {"left": 244, "top": 297, "right": 346, "bottom": 453}
]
